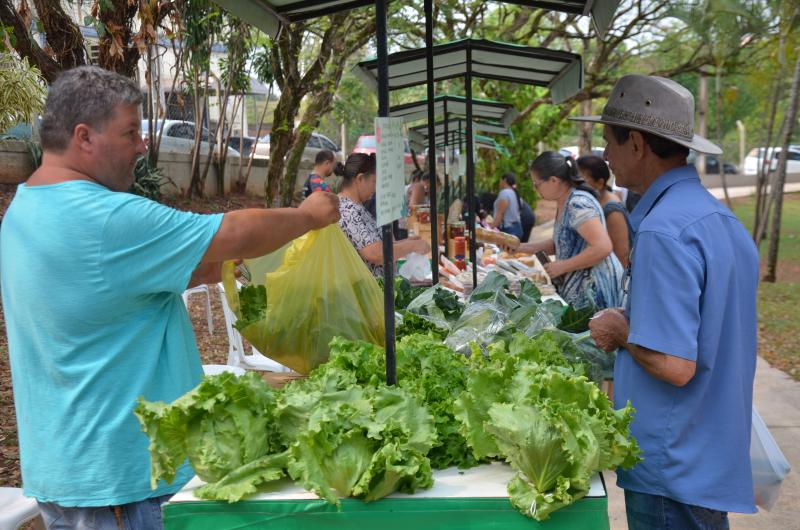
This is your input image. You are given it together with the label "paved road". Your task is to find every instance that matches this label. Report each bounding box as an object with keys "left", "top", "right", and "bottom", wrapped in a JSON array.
[{"left": 700, "top": 170, "right": 800, "bottom": 190}]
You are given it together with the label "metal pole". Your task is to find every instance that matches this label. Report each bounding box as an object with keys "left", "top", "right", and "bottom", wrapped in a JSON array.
[
  {"left": 443, "top": 105, "right": 450, "bottom": 258},
  {"left": 424, "top": 0, "right": 439, "bottom": 285},
  {"left": 376, "top": 0, "right": 396, "bottom": 386},
  {"left": 465, "top": 48, "right": 477, "bottom": 288}
]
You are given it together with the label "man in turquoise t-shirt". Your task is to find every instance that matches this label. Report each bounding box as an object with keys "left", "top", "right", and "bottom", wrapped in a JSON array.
[{"left": 0, "top": 66, "right": 340, "bottom": 529}]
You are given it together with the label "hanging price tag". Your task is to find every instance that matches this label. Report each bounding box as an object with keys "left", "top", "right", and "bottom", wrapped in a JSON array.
[{"left": 375, "top": 117, "right": 405, "bottom": 227}]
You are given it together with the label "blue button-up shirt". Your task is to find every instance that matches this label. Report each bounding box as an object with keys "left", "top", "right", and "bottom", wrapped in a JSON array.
[{"left": 615, "top": 165, "right": 759, "bottom": 513}]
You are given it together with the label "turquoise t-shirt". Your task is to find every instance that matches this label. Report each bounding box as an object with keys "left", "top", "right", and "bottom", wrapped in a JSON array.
[{"left": 0, "top": 181, "right": 223, "bottom": 506}]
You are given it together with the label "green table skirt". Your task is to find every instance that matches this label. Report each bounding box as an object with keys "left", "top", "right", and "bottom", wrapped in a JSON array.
[{"left": 163, "top": 464, "right": 609, "bottom": 530}]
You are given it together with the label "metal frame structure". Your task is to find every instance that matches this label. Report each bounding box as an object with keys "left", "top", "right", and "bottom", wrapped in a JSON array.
[
  {"left": 209, "top": 0, "right": 618, "bottom": 384},
  {"left": 356, "top": 38, "right": 583, "bottom": 286}
]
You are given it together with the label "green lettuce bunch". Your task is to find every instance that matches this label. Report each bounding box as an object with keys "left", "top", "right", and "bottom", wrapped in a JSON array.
[
  {"left": 454, "top": 341, "right": 642, "bottom": 521},
  {"left": 134, "top": 372, "right": 287, "bottom": 502},
  {"left": 276, "top": 367, "right": 437, "bottom": 505},
  {"left": 317, "top": 336, "right": 477, "bottom": 469}
]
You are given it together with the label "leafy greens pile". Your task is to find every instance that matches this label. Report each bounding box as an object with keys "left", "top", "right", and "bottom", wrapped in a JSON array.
[
  {"left": 136, "top": 272, "right": 638, "bottom": 520},
  {"left": 454, "top": 336, "right": 642, "bottom": 521}
]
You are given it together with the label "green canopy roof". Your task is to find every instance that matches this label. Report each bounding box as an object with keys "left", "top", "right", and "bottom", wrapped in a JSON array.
[
  {"left": 390, "top": 95, "right": 518, "bottom": 127},
  {"left": 210, "top": 0, "right": 618, "bottom": 39},
  {"left": 355, "top": 39, "right": 583, "bottom": 104}
]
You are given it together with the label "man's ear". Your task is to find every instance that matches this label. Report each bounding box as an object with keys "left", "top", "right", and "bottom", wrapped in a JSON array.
[
  {"left": 74, "top": 124, "right": 93, "bottom": 153},
  {"left": 629, "top": 130, "right": 647, "bottom": 160}
]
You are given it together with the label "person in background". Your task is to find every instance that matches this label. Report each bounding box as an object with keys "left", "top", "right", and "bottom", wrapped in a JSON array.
[
  {"left": 490, "top": 172, "right": 523, "bottom": 239},
  {"left": 577, "top": 155, "right": 632, "bottom": 268},
  {"left": 409, "top": 170, "right": 430, "bottom": 208},
  {"left": 336, "top": 153, "right": 430, "bottom": 276},
  {"left": 516, "top": 152, "right": 624, "bottom": 309},
  {"left": 582, "top": 74, "right": 758, "bottom": 530},
  {"left": 303, "top": 149, "right": 336, "bottom": 197},
  {"left": 0, "top": 66, "right": 340, "bottom": 530},
  {"left": 517, "top": 189, "right": 536, "bottom": 243}
]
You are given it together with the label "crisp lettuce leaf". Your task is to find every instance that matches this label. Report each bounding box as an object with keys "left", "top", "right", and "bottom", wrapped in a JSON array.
[
  {"left": 282, "top": 378, "right": 437, "bottom": 506},
  {"left": 135, "top": 372, "right": 282, "bottom": 490}
]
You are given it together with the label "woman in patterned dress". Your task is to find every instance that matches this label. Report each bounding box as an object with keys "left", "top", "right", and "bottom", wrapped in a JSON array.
[
  {"left": 335, "top": 153, "right": 430, "bottom": 276},
  {"left": 516, "top": 151, "right": 625, "bottom": 309}
]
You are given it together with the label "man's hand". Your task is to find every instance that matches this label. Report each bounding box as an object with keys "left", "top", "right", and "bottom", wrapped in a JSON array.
[
  {"left": 298, "top": 191, "right": 340, "bottom": 230},
  {"left": 588, "top": 308, "right": 629, "bottom": 352}
]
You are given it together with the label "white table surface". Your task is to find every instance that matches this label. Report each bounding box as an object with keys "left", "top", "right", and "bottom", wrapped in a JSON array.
[{"left": 169, "top": 462, "right": 605, "bottom": 503}]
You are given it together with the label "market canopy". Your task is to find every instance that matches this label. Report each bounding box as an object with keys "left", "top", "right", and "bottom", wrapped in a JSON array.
[
  {"left": 211, "top": 0, "right": 618, "bottom": 39},
  {"left": 355, "top": 39, "right": 583, "bottom": 104},
  {"left": 409, "top": 118, "right": 512, "bottom": 139},
  {"left": 501, "top": 0, "right": 619, "bottom": 37},
  {"left": 390, "top": 96, "right": 518, "bottom": 127},
  {"left": 408, "top": 129, "right": 510, "bottom": 157},
  {"left": 209, "top": 0, "right": 379, "bottom": 37}
]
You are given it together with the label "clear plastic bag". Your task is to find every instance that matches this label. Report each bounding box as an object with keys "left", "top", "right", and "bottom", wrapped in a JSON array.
[
  {"left": 222, "top": 225, "right": 385, "bottom": 374},
  {"left": 751, "top": 406, "right": 791, "bottom": 510}
]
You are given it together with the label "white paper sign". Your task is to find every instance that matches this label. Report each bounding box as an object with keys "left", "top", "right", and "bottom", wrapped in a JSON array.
[{"left": 375, "top": 117, "right": 405, "bottom": 227}]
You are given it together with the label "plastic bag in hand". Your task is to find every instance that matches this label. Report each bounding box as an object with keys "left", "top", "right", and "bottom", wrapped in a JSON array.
[{"left": 222, "top": 225, "right": 385, "bottom": 374}]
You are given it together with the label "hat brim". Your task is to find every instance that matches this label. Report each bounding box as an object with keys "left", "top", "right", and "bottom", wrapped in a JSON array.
[{"left": 569, "top": 115, "right": 723, "bottom": 156}]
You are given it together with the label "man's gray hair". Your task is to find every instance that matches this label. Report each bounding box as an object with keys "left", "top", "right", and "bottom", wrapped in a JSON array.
[{"left": 40, "top": 66, "right": 143, "bottom": 151}]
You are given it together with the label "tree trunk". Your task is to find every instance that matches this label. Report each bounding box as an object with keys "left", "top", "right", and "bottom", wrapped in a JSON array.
[
  {"left": 0, "top": 0, "right": 84, "bottom": 81},
  {"left": 697, "top": 70, "right": 709, "bottom": 178},
  {"left": 266, "top": 91, "right": 303, "bottom": 206},
  {"left": 97, "top": 0, "right": 140, "bottom": 78},
  {"left": 763, "top": 51, "right": 800, "bottom": 283},
  {"left": 578, "top": 98, "right": 592, "bottom": 155},
  {"left": 714, "top": 66, "right": 732, "bottom": 209},
  {"left": 753, "top": 78, "right": 783, "bottom": 242}
]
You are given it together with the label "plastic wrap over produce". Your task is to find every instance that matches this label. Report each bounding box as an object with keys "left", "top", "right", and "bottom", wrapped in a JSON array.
[{"left": 222, "top": 225, "right": 385, "bottom": 374}]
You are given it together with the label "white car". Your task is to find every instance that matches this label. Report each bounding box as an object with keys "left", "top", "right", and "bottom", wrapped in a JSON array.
[
  {"left": 252, "top": 131, "right": 343, "bottom": 163},
  {"left": 141, "top": 119, "right": 240, "bottom": 157},
  {"left": 744, "top": 147, "right": 800, "bottom": 175}
]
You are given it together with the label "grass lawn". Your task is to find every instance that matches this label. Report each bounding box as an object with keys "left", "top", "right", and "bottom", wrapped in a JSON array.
[{"left": 732, "top": 193, "right": 800, "bottom": 380}]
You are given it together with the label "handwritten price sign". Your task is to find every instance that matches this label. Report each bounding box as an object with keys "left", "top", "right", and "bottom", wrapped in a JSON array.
[{"left": 375, "top": 117, "right": 406, "bottom": 227}]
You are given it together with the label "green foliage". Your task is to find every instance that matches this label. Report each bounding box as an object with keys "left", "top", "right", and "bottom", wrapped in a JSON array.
[
  {"left": 0, "top": 54, "right": 46, "bottom": 133},
  {"left": 129, "top": 157, "right": 167, "bottom": 201}
]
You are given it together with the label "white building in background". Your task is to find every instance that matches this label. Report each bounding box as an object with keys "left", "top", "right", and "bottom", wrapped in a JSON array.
[{"left": 49, "top": 0, "right": 272, "bottom": 137}]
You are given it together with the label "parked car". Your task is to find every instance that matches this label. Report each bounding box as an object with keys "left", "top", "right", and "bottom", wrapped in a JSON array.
[
  {"left": 743, "top": 147, "right": 800, "bottom": 175},
  {"left": 252, "top": 131, "right": 343, "bottom": 163},
  {"left": 227, "top": 135, "right": 257, "bottom": 158},
  {"left": 353, "top": 134, "right": 425, "bottom": 174},
  {"left": 687, "top": 151, "right": 738, "bottom": 174},
  {"left": 141, "top": 119, "right": 239, "bottom": 157},
  {"left": 560, "top": 146, "right": 605, "bottom": 160}
]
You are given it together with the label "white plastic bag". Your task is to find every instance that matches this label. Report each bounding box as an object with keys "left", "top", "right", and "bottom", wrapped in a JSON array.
[
  {"left": 751, "top": 406, "right": 791, "bottom": 510},
  {"left": 399, "top": 252, "right": 431, "bottom": 282}
]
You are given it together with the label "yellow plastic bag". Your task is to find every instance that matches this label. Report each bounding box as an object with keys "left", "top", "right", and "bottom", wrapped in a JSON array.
[{"left": 222, "top": 225, "right": 385, "bottom": 374}]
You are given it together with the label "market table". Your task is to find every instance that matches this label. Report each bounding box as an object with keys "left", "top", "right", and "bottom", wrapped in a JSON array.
[{"left": 163, "top": 462, "right": 609, "bottom": 529}]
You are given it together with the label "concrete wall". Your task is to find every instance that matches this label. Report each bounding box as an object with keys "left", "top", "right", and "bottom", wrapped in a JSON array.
[
  {"left": 0, "top": 139, "right": 314, "bottom": 200},
  {"left": 0, "top": 140, "right": 35, "bottom": 184}
]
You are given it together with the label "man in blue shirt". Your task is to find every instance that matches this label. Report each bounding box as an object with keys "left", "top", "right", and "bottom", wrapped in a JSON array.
[
  {"left": 0, "top": 66, "right": 340, "bottom": 529},
  {"left": 576, "top": 75, "right": 759, "bottom": 529}
]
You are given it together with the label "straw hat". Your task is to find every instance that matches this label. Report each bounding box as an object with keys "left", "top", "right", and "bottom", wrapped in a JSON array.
[{"left": 570, "top": 75, "right": 722, "bottom": 155}]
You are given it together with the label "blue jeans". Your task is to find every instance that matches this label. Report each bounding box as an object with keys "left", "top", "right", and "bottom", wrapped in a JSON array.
[
  {"left": 38, "top": 494, "right": 173, "bottom": 530},
  {"left": 500, "top": 221, "right": 523, "bottom": 240},
  {"left": 625, "top": 490, "right": 729, "bottom": 530}
]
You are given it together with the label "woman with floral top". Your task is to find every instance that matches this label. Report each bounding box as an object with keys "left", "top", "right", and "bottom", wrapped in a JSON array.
[{"left": 336, "top": 153, "right": 430, "bottom": 276}]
